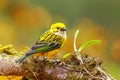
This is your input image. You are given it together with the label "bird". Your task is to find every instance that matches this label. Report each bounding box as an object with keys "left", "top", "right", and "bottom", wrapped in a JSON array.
[{"left": 18, "top": 22, "right": 67, "bottom": 63}]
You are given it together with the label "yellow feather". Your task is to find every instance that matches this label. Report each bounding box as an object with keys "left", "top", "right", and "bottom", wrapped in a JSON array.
[{"left": 18, "top": 22, "right": 67, "bottom": 63}]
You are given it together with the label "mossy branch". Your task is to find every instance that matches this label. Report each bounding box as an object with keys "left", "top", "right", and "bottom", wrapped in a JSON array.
[
  {"left": 0, "top": 44, "right": 115, "bottom": 80},
  {"left": 0, "top": 30, "right": 115, "bottom": 80}
]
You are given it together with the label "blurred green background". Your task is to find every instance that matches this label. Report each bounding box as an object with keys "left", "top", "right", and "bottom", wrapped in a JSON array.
[{"left": 0, "top": 0, "right": 120, "bottom": 79}]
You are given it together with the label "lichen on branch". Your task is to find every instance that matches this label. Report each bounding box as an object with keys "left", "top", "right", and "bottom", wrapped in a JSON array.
[{"left": 0, "top": 29, "right": 115, "bottom": 80}]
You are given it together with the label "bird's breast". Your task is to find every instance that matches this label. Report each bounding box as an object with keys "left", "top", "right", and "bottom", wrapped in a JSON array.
[{"left": 33, "top": 49, "right": 59, "bottom": 58}]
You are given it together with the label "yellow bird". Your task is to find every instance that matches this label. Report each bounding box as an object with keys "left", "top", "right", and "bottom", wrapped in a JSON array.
[{"left": 18, "top": 22, "right": 67, "bottom": 63}]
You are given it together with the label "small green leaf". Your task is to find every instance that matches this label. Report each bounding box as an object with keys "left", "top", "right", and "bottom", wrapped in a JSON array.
[
  {"left": 78, "top": 40, "right": 101, "bottom": 53},
  {"left": 74, "top": 29, "right": 80, "bottom": 52},
  {"left": 62, "top": 53, "right": 71, "bottom": 59}
]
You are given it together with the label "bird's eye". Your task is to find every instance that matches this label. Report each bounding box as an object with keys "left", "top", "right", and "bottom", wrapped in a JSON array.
[{"left": 57, "top": 27, "right": 60, "bottom": 29}]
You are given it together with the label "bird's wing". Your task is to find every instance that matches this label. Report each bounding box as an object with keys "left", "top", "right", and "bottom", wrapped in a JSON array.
[
  {"left": 31, "top": 41, "right": 62, "bottom": 53},
  {"left": 31, "top": 31, "right": 63, "bottom": 53}
]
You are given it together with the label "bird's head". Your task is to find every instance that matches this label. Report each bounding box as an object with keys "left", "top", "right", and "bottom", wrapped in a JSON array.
[{"left": 50, "top": 22, "right": 67, "bottom": 33}]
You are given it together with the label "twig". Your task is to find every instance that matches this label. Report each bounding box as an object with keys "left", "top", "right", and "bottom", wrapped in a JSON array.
[
  {"left": 96, "top": 66, "right": 116, "bottom": 80},
  {"left": 80, "top": 73, "right": 83, "bottom": 79},
  {"left": 28, "top": 66, "right": 39, "bottom": 80},
  {"left": 83, "top": 67, "right": 100, "bottom": 79}
]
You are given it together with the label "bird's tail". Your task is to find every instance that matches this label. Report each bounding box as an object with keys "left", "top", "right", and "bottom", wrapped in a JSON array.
[
  {"left": 16, "top": 55, "right": 28, "bottom": 64},
  {"left": 16, "top": 49, "right": 34, "bottom": 63},
  {"left": 17, "top": 54, "right": 30, "bottom": 63}
]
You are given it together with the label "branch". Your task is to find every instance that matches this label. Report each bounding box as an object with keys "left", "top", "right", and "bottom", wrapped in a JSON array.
[{"left": 0, "top": 44, "right": 115, "bottom": 80}]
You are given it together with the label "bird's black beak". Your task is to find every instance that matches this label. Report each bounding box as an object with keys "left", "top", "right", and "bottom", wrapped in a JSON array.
[{"left": 60, "top": 28, "right": 67, "bottom": 31}]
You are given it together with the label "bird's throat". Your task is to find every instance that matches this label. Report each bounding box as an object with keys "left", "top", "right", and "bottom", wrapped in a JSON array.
[{"left": 55, "top": 31, "right": 67, "bottom": 39}]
